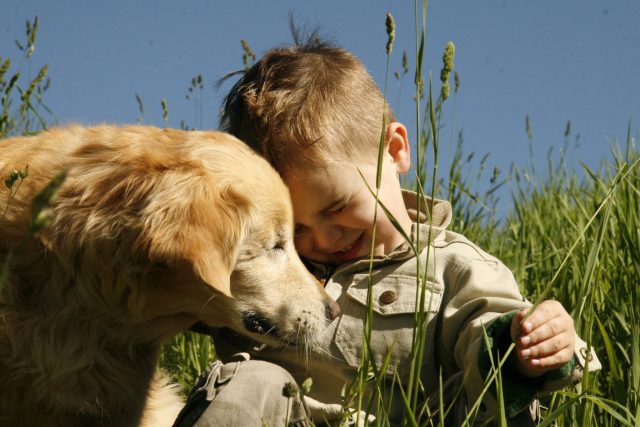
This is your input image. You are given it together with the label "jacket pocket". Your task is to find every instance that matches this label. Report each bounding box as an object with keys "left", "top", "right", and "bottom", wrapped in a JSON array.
[{"left": 334, "top": 273, "right": 443, "bottom": 377}]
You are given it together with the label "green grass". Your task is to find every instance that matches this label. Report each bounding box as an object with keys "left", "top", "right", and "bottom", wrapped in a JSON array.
[{"left": 488, "top": 138, "right": 640, "bottom": 426}]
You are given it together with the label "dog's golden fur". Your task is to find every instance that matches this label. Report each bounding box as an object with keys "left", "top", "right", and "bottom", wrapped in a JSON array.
[{"left": 0, "top": 125, "right": 337, "bottom": 426}]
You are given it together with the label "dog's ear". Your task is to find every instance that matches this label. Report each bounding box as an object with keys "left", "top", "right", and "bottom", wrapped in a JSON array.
[
  {"left": 48, "top": 164, "right": 248, "bottom": 298},
  {"left": 178, "top": 245, "right": 236, "bottom": 298},
  {"left": 140, "top": 180, "right": 249, "bottom": 298}
]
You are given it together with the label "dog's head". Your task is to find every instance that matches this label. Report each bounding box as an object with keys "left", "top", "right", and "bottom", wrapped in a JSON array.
[
  {"left": 43, "top": 127, "right": 338, "bottom": 347},
  {"left": 140, "top": 131, "right": 340, "bottom": 347}
]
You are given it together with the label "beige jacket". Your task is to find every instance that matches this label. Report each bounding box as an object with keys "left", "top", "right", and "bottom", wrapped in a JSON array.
[{"left": 215, "top": 190, "right": 600, "bottom": 423}]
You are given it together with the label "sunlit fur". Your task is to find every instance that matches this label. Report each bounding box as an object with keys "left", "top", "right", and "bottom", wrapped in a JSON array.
[{"left": 0, "top": 125, "right": 337, "bottom": 427}]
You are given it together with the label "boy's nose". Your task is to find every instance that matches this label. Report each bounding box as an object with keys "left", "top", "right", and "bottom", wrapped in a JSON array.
[{"left": 313, "top": 223, "right": 343, "bottom": 252}]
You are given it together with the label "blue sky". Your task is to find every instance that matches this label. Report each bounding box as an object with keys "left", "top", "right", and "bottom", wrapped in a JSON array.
[{"left": 2, "top": 0, "right": 639, "bottom": 212}]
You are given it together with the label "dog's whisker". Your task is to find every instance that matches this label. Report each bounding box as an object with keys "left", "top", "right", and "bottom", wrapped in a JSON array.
[
  {"left": 200, "top": 292, "right": 218, "bottom": 312},
  {"left": 265, "top": 325, "right": 278, "bottom": 337},
  {"left": 294, "top": 323, "right": 309, "bottom": 366},
  {"left": 316, "top": 344, "right": 336, "bottom": 360},
  {"left": 296, "top": 323, "right": 303, "bottom": 342}
]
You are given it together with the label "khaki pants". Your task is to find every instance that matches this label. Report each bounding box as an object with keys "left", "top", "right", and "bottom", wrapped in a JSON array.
[
  {"left": 173, "top": 356, "right": 539, "bottom": 427},
  {"left": 173, "top": 353, "right": 311, "bottom": 427}
]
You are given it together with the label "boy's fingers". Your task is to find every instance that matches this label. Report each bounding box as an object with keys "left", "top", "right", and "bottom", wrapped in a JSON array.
[
  {"left": 520, "top": 304, "right": 572, "bottom": 337},
  {"left": 519, "top": 316, "right": 571, "bottom": 346},
  {"left": 518, "top": 331, "right": 573, "bottom": 359},
  {"left": 513, "top": 300, "right": 576, "bottom": 374},
  {"left": 513, "top": 306, "right": 558, "bottom": 341},
  {"left": 522, "top": 346, "right": 575, "bottom": 370},
  {"left": 523, "top": 301, "right": 563, "bottom": 324}
]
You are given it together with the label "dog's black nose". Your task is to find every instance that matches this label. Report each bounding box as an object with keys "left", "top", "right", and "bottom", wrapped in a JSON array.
[{"left": 325, "top": 300, "right": 341, "bottom": 320}]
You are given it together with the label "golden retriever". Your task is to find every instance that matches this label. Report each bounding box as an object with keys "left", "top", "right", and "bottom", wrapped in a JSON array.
[{"left": 0, "top": 125, "right": 339, "bottom": 427}]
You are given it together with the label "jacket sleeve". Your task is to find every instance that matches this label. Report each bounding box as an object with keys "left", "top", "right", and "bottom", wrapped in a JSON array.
[{"left": 438, "top": 254, "right": 600, "bottom": 420}]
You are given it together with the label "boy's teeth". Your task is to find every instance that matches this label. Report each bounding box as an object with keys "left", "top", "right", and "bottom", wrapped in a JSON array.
[{"left": 339, "top": 243, "right": 353, "bottom": 253}]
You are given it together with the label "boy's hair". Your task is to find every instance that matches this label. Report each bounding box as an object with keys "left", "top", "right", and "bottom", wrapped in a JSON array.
[{"left": 220, "top": 38, "right": 395, "bottom": 175}]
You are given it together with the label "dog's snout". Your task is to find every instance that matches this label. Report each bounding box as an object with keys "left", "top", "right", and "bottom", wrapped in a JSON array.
[{"left": 325, "top": 300, "right": 341, "bottom": 321}]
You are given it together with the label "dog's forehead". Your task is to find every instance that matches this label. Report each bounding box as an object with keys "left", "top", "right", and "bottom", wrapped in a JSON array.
[
  {"left": 250, "top": 171, "right": 293, "bottom": 221},
  {"left": 255, "top": 199, "right": 291, "bottom": 233},
  {"left": 221, "top": 142, "right": 294, "bottom": 238}
]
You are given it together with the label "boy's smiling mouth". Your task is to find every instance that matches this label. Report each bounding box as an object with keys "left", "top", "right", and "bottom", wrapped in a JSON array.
[{"left": 332, "top": 233, "right": 365, "bottom": 263}]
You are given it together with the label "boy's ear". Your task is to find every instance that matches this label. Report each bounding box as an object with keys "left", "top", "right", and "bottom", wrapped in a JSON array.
[{"left": 385, "top": 122, "right": 411, "bottom": 174}]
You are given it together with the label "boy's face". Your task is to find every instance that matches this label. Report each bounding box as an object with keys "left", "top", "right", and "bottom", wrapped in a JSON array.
[{"left": 285, "top": 123, "right": 412, "bottom": 265}]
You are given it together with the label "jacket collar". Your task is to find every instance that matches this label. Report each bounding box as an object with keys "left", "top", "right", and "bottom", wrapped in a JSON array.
[
  {"left": 403, "top": 189, "right": 452, "bottom": 230},
  {"left": 385, "top": 189, "right": 452, "bottom": 259}
]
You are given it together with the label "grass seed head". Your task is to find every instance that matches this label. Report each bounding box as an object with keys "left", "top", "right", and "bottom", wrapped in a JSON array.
[
  {"left": 402, "top": 50, "right": 409, "bottom": 74},
  {"left": 439, "top": 41, "right": 455, "bottom": 100},
  {"left": 4, "top": 169, "right": 19, "bottom": 189},
  {"left": 441, "top": 41, "right": 455, "bottom": 77},
  {"left": 385, "top": 12, "right": 396, "bottom": 56},
  {"left": 282, "top": 381, "right": 299, "bottom": 398}
]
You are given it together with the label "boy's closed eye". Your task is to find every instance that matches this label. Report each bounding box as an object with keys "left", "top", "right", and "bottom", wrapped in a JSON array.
[
  {"left": 294, "top": 223, "right": 310, "bottom": 238},
  {"left": 293, "top": 203, "right": 347, "bottom": 237},
  {"left": 324, "top": 194, "right": 354, "bottom": 215},
  {"left": 295, "top": 203, "right": 349, "bottom": 235},
  {"left": 326, "top": 202, "right": 347, "bottom": 214}
]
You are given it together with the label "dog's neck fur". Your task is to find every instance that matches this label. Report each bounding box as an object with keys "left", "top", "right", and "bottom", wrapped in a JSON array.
[{"left": 0, "top": 258, "right": 178, "bottom": 426}]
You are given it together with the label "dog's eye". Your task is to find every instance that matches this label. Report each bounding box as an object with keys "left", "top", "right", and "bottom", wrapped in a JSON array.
[{"left": 272, "top": 243, "right": 285, "bottom": 252}]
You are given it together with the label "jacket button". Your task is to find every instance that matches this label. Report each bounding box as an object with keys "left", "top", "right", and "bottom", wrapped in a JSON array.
[{"left": 379, "top": 290, "right": 397, "bottom": 305}]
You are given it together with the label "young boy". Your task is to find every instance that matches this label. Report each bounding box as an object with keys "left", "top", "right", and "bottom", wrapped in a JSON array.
[{"left": 176, "top": 40, "right": 600, "bottom": 426}]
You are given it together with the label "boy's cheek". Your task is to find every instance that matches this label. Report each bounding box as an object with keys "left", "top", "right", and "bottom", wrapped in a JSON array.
[{"left": 347, "top": 207, "right": 378, "bottom": 227}]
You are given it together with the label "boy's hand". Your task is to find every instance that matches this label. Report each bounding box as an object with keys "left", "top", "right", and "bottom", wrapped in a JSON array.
[{"left": 509, "top": 300, "right": 576, "bottom": 378}]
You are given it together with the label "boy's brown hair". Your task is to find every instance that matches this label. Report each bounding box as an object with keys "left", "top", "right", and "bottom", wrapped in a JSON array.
[{"left": 220, "top": 38, "right": 395, "bottom": 175}]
